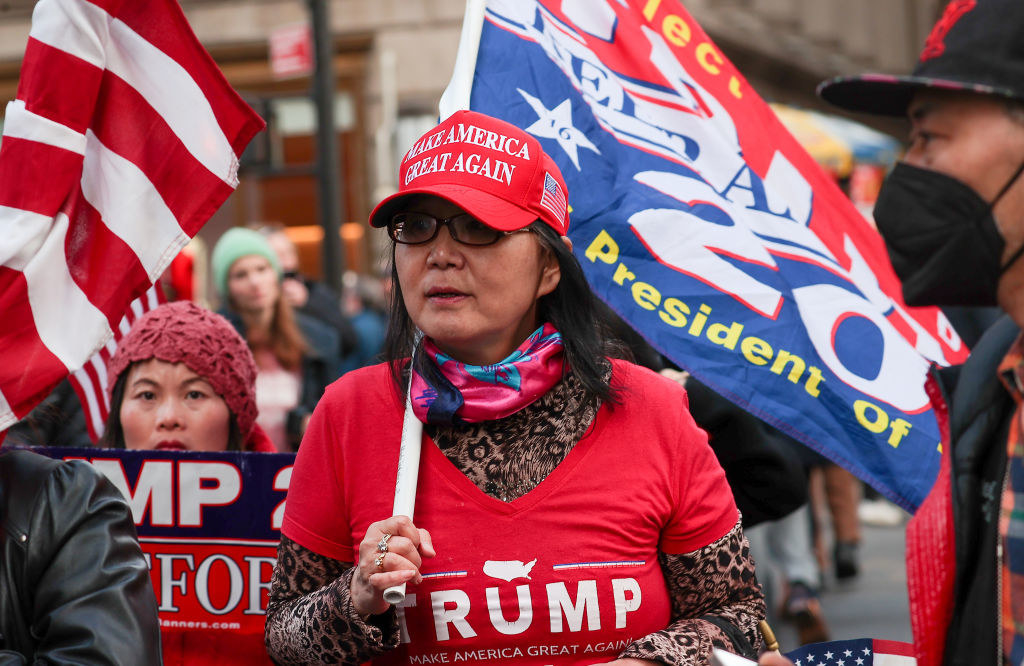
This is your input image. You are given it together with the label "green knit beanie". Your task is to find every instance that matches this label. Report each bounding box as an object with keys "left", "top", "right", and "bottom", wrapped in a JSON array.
[{"left": 211, "top": 227, "right": 282, "bottom": 297}]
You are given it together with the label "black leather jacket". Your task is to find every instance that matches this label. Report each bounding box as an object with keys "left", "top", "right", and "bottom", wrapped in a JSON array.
[{"left": 0, "top": 449, "right": 162, "bottom": 664}]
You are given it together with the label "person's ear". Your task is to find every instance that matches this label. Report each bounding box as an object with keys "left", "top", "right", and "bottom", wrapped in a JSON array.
[
  {"left": 560, "top": 236, "right": 573, "bottom": 252},
  {"left": 536, "top": 247, "right": 562, "bottom": 299}
]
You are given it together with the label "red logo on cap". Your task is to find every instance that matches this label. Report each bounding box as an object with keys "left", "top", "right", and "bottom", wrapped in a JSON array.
[{"left": 921, "top": 0, "right": 976, "bottom": 62}]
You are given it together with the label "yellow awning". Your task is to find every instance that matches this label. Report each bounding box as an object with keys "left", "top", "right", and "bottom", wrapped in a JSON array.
[{"left": 770, "top": 103, "right": 853, "bottom": 178}]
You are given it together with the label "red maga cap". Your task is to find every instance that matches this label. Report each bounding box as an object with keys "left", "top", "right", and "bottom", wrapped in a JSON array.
[{"left": 369, "top": 109, "right": 569, "bottom": 235}]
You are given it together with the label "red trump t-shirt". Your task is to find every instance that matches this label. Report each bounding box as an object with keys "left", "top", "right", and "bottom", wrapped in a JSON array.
[{"left": 283, "top": 360, "right": 737, "bottom": 664}]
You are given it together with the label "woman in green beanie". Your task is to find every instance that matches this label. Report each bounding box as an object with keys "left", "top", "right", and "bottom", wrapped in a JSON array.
[{"left": 211, "top": 227, "right": 340, "bottom": 451}]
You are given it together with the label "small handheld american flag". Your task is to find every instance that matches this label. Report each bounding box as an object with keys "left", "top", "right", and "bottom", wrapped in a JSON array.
[{"left": 786, "top": 638, "right": 916, "bottom": 666}]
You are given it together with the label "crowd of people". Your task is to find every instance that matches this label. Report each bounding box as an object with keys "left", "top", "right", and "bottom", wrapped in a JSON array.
[{"left": 2, "top": 0, "right": 1023, "bottom": 663}]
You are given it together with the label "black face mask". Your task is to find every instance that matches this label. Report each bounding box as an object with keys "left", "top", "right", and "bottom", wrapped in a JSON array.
[{"left": 872, "top": 161, "right": 1024, "bottom": 307}]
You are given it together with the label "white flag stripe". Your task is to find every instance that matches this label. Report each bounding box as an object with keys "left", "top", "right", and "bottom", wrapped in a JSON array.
[
  {"left": 24, "top": 211, "right": 112, "bottom": 368},
  {"left": 30, "top": 0, "right": 241, "bottom": 186},
  {"left": 0, "top": 205, "right": 54, "bottom": 270},
  {"left": 91, "top": 354, "right": 109, "bottom": 400},
  {"left": 3, "top": 100, "right": 87, "bottom": 155},
  {"left": 82, "top": 131, "right": 190, "bottom": 280},
  {"left": 28, "top": 0, "right": 107, "bottom": 69},
  {"left": 72, "top": 366, "right": 104, "bottom": 434},
  {"left": 875, "top": 656, "right": 916, "bottom": 666},
  {"left": 0, "top": 389, "right": 14, "bottom": 431},
  {"left": 104, "top": 17, "right": 241, "bottom": 185},
  {"left": 87, "top": 356, "right": 110, "bottom": 437}
]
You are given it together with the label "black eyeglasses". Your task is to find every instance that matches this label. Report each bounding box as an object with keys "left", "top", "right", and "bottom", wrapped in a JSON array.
[{"left": 387, "top": 212, "right": 530, "bottom": 246}]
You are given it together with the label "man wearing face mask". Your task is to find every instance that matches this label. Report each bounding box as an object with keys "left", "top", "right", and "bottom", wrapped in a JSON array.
[{"left": 757, "top": 1, "right": 1024, "bottom": 666}]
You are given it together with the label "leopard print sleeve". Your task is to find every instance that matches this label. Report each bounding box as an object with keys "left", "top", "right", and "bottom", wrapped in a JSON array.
[
  {"left": 265, "top": 535, "right": 401, "bottom": 665},
  {"left": 618, "top": 519, "right": 764, "bottom": 665}
]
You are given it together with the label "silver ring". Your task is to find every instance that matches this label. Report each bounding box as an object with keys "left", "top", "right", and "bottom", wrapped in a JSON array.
[
  {"left": 374, "top": 553, "right": 386, "bottom": 569},
  {"left": 377, "top": 533, "right": 392, "bottom": 553}
]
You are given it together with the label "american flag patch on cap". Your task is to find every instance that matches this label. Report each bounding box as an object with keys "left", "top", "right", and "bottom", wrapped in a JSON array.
[{"left": 539, "top": 172, "right": 567, "bottom": 222}]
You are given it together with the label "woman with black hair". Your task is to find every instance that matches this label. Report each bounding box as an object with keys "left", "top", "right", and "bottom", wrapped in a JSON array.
[
  {"left": 98, "top": 300, "right": 275, "bottom": 665},
  {"left": 266, "top": 110, "right": 764, "bottom": 665}
]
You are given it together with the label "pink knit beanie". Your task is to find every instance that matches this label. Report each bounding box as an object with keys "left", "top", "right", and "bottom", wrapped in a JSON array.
[{"left": 106, "top": 301, "right": 258, "bottom": 438}]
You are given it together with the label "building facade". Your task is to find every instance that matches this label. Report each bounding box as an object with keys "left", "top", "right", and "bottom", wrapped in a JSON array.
[{"left": 0, "top": 0, "right": 944, "bottom": 279}]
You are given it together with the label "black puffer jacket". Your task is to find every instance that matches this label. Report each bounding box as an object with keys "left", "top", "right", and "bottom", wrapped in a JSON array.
[
  {"left": 0, "top": 449, "right": 162, "bottom": 664},
  {"left": 935, "top": 315, "right": 1019, "bottom": 665}
]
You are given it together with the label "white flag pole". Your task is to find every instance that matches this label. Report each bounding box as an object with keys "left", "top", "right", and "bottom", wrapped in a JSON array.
[
  {"left": 382, "top": 0, "right": 485, "bottom": 607},
  {"left": 382, "top": 359, "right": 424, "bottom": 605},
  {"left": 438, "top": 0, "right": 487, "bottom": 119}
]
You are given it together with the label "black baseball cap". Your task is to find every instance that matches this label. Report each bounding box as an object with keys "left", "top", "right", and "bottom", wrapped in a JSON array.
[{"left": 818, "top": 0, "right": 1024, "bottom": 116}]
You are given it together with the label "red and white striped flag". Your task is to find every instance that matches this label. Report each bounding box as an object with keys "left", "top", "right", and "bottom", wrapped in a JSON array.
[
  {"left": 68, "top": 284, "right": 165, "bottom": 441},
  {"left": 0, "top": 0, "right": 264, "bottom": 432}
]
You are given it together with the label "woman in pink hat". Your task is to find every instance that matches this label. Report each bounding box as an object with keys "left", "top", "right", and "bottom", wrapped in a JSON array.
[
  {"left": 100, "top": 299, "right": 275, "bottom": 665},
  {"left": 101, "top": 300, "right": 275, "bottom": 453},
  {"left": 266, "top": 110, "right": 763, "bottom": 665}
]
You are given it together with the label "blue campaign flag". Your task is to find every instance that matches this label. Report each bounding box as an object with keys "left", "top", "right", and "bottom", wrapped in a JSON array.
[{"left": 443, "top": 0, "right": 969, "bottom": 510}]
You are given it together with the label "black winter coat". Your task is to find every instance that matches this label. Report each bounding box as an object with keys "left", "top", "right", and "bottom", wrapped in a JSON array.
[
  {"left": 937, "top": 315, "right": 1019, "bottom": 665},
  {"left": 0, "top": 449, "right": 162, "bottom": 664}
]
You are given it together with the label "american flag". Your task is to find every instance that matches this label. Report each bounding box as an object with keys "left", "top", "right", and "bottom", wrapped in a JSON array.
[
  {"left": 539, "top": 171, "right": 566, "bottom": 222},
  {"left": 786, "top": 638, "right": 917, "bottom": 666},
  {"left": 0, "top": 0, "right": 264, "bottom": 433}
]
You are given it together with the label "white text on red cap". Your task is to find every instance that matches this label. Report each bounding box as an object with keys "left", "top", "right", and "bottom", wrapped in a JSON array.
[
  {"left": 406, "top": 152, "right": 522, "bottom": 186},
  {"left": 403, "top": 123, "right": 534, "bottom": 188},
  {"left": 405, "top": 122, "right": 532, "bottom": 162}
]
